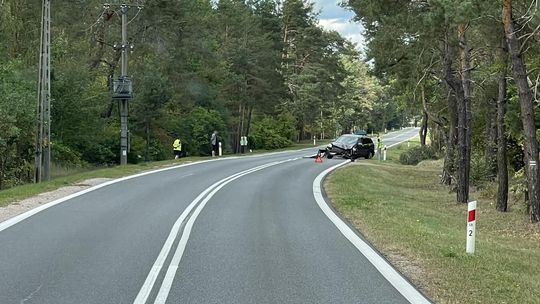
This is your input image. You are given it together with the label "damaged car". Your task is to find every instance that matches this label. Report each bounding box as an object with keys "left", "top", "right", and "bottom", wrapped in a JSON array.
[{"left": 321, "top": 134, "right": 375, "bottom": 161}]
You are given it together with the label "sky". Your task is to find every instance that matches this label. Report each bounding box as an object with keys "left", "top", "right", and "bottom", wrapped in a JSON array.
[{"left": 312, "top": 0, "right": 366, "bottom": 51}]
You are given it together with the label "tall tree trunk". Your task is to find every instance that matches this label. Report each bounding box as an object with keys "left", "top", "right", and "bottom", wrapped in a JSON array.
[
  {"left": 420, "top": 85, "right": 428, "bottom": 146},
  {"left": 235, "top": 103, "right": 242, "bottom": 154},
  {"left": 457, "top": 24, "right": 473, "bottom": 204},
  {"left": 435, "top": 124, "right": 446, "bottom": 153},
  {"left": 245, "top": 105, "right": 253, "bottom": 139},
  {"left": 496, "top": 32, "right": 509, "bottom": 212},
  {"left": 485, "top": 97, "right": 498, "bottom": 179},
  {"left": 245, "top": 105, "right": 253, "bottom": 151},
  {"left": 239, "top": 103, "right": 246, "bottom": 153},
  {"left": 145, "top": 121, "right": 150, "bottom": 162},
  {"left": 441, "top": 34, "right": 459, "bottom": 186},
  {"left": 0, "top": 156, "right": 4, "bottom": 190},
  {"left": 503, "top": 0, "right": 540, "bottom": 221}
]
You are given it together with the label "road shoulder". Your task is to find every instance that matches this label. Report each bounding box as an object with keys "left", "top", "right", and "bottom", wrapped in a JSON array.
[{"left": 0, "top": 178, "right": 113, "bottom": 224}]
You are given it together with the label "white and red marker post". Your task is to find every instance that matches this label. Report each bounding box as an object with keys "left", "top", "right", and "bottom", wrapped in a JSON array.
[{"left": 466, "top": 201, "right": 477, "bottom": 254}]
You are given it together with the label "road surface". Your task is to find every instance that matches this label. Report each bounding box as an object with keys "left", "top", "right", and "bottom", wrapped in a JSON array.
[{"left": 0, "top": 128, "right": 430, "bottom": 304}]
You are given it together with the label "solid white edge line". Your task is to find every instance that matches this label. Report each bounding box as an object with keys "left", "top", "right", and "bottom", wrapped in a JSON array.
[
  {"left": 133, "top": 161, "right": 286, "bottom": 304},
  {"left": 312, "top": 166, "right": 431, "bottom": 304},
  {"left": 153, "top": 158, "right": 295, "bottom": 304}
]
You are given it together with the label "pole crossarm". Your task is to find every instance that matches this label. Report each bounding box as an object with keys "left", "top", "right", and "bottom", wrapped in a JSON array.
[{"left": 103, "top": 1, "right": 144, "bottom": 9}]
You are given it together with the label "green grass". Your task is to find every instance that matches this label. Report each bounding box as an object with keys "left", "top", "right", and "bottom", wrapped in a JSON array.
[
  {"left": 385, "top": 136, "right": 421, "bottom": 164},
  {"left": 325, "top": 147, "right": 540, "bottom": 304}
]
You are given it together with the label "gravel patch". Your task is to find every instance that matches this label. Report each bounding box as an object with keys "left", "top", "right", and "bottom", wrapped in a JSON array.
[{"left": 0, "top": 178, "right": 113, "bottom": 224}]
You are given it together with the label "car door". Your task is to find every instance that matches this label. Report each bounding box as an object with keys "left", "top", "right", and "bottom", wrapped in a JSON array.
[
  {"left": 359, "top": 137, "right": 374, "bottom": 156},
  {"left": 354, "top": 137, "right": 365, "bottom": 157}
]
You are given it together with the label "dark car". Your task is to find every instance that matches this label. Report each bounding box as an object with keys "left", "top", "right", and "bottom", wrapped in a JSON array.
[{"left": 321, "top": 134, "right": 375, "bottom": 161}]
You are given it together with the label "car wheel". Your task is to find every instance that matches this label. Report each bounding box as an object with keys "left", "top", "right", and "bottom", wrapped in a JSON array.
[{"left": 326, "top": 153, "right": 333, "bottom": 159}]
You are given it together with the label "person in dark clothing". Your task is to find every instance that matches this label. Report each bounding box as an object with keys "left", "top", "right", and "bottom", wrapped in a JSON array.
[{"left": 211, "top": 130, "right": 219, "bottom": 157}]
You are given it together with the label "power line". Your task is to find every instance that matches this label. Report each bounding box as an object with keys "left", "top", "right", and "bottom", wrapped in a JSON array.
[
  {"left": 127, "top": 6, "right": 143, "bottom": 25},
  {"left": 84, "top": 8, "right": 108, "bottom": 33}
]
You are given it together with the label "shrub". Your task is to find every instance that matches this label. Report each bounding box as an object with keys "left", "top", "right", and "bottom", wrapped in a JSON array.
[
  {"left": 52, "top": 141, "right": 85, "bottom": 167},
  {"left": 510, "top": 168, "right": 527, "bottom": 202},
  {"left": 399, "top": 145, "right": 438, "bottom": 165},
  {"left": 249, "top": 114, "right": 294, "bottom": 150},
  {"left": 80, "top": 141, "right": 117, "bottom": 165},
  {"left": 470, "top": 153, "right": 495, "bottom": 186},
  {"left": 183, "top": 107, "right": 226, "bottom": 156}
]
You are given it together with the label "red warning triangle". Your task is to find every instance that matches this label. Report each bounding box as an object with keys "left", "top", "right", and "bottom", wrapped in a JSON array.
[{"left": 315, "top": 154, "right": 323, "bottom": 163}]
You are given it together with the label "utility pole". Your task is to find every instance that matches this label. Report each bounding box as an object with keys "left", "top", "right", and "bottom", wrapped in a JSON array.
[
  {"left": 108, "top": 1, "right": 142, "bottom": 165},
  {"left": 119, "top": 3, "right": 129, "bottom": 165},
  {"left": 35, "top": 0, "right": 51, "bottom": 183}
]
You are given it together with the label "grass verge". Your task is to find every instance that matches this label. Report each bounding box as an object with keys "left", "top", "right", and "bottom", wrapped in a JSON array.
[{"left": 325, "top": 141, "right": 540, "bottom": 304}]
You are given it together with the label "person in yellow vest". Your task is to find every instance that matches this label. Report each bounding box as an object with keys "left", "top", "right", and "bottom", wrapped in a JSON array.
[
  {"left": 376, "top": 135, "right": 384, "bottom": 160},
  {"left": 173, "top": 137, "right": 182, "bottom": 159}
]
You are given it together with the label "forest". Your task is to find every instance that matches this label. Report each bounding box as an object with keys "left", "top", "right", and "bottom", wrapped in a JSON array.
[
  {"left": 0, "top": 0, "right": 397, "bottom": 189},
  {"left": 343, "top": 0, "right": 540, "bottom": 222},
  {"left": 2, "top": 0, "right": 540, "bottom": 222}
]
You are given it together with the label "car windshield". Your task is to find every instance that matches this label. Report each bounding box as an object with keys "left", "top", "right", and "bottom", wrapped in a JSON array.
[{"left": 334, "top": 135, "right": 358, "bottom": 145}]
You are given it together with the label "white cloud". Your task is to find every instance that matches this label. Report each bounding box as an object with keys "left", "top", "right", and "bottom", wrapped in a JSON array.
[
  {"left": 318, "top": 18, "right": 350, "bottom": 32},
  {"left": 344, "top": 32, "right": 366, "bottom": 50},
  {"left": 318, "top": 18, "right": 366, "bottom": 51},
  {"left": 313, "top": 1, "right": 366, "bottom": 51}
]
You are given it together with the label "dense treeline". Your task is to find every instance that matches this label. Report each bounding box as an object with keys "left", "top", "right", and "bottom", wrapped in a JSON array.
[
  {"left": 344, "top": 0, "right": 540, "bottom": 221},
  {"left": 0, "top": 0, "right": 403, "bottom": 189}
]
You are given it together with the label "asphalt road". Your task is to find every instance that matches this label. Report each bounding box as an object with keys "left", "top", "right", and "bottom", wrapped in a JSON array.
[{"left": 0, "top": 128, "right": 429, "bottom": 304}]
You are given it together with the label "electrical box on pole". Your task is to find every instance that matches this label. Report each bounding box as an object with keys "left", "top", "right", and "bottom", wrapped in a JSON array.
[
  {"left": 104, "top": 1, "right": 143, "bottom": 165},
  {"left": 112, "top": 77, "right": 133, "bottom": 100}
]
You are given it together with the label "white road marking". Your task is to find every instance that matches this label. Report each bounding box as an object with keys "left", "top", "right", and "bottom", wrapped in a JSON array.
[
  {"left": 387, "top": 131, "right": 419, "bottom": 148},
  {"left": 382, "top": 128, "right": 419, "bottom": 143},
  {"left": 0, "top": 159, "right": 225, "bottom": 233},
  {"left": 153, "top": 158, "right": 295, "bottom": 304},
  {"left": 174, "top": 173, "right": 194, "bottom": 179},
  {"left": 132, "top": 174, "right": 227, "bottom": 304},
  {"left": 135, "top": 159, "right": 296, "bottom": 304},
  {"left": 0, "top": 146, "right": 308, "bottom": 233},
  {"left": 311, "top": 139, "right": 431, "bottom": 304},
  {"left": 383, "top": 134, "right": 404, "bottom": 141},
  {"left": 243, "top": 147, "right": 314, "bottom": 158},
  {"left": 20, "top": 284, "right": 42, "bottom": 304}
]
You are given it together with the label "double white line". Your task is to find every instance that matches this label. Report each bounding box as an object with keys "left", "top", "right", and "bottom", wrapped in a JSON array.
[{"left": 133, "top": 158, "right": 297, "bottom": 304}]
